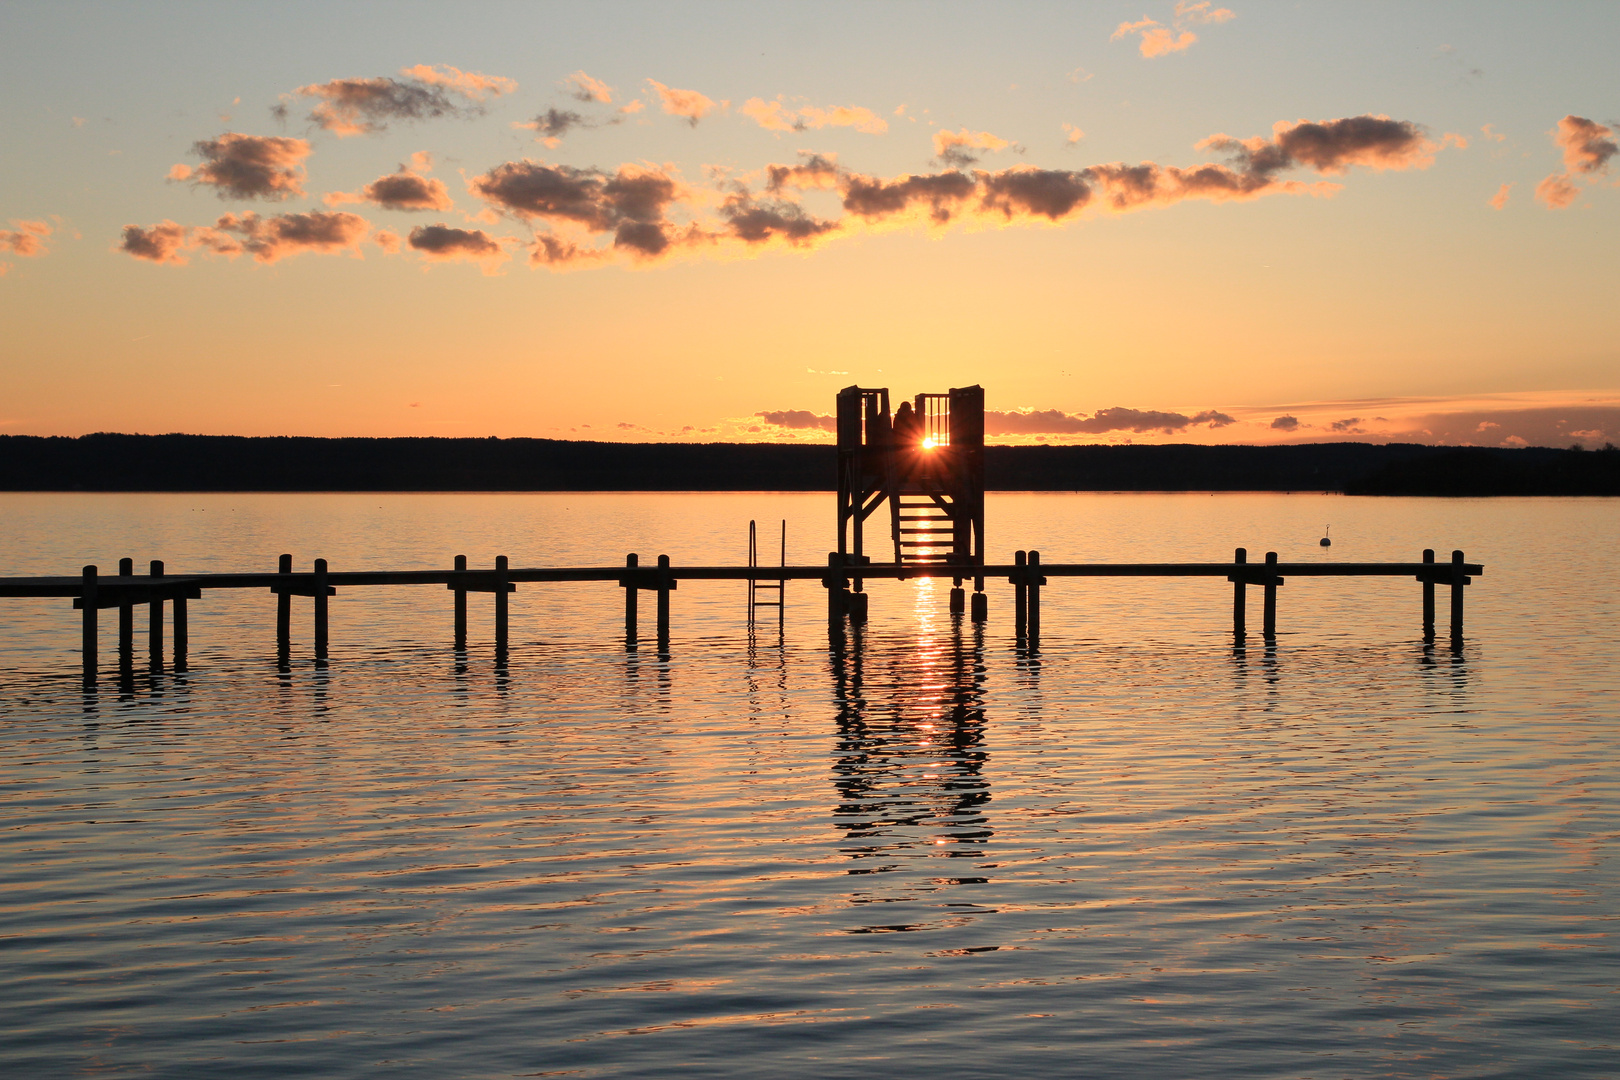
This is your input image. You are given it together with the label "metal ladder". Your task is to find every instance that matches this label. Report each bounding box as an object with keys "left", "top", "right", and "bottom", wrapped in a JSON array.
[{"left": 748, "top": 519, "right": 785, "bottom": 621}]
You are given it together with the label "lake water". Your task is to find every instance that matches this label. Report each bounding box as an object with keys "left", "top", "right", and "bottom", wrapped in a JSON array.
[{"left": 1, "top": 492, "right": 1615, "bottom": 1079}]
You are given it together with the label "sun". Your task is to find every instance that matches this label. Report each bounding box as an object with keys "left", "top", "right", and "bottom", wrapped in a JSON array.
[{"left": 922, "top": 436, "right": 937, "bottom": 449}]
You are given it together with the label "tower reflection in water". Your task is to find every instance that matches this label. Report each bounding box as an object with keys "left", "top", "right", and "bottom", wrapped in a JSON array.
[{"left": 828, "top": 579, "right": 992, "bottom": 882}]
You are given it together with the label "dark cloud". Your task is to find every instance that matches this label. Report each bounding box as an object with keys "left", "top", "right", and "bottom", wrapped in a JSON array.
[
  {"left": 471, "top": 161, "right": 679, "bottom": 232},
  {"left": 1199, "top": 115, "right": 1442, "bottom": 181},
  {"left": 119, "top": 221, "right": 192, "bottom": 264},
  {"left": 765, "top": 153, "right": 842, "bottom": 192},
  {"left": 407, "top": 224, "right": 506, "bottom": 269},
  {"left": 523, "top": 107, "right": 588, "bottom": 144},
  {"left": 721, "top": 194, "right": 838, "bottom": 246},
  {"left": 1270, "top": 415, "right": 1301, "bottom": 431},
  {"left": 757, "top": 410, "right": 837, "bottom": 431},
  {"left": 291, "top": 66, "right": 515, "bottom": 136},
  {"left": 214, "top": 210, "right": 371, "bottom": 263},
  {"left": 174, "top": 133, "right": 309, "bottom": 200},
  {"left": 328, "top": 162, "right": 452, "bottom": 211},
  {"left": 1329, "top": 417, "right": 1364, "bottom": 433},
  {"left": 1192, "top": 410, "right": 1236, "bottom": 427},
  {"left": 978, "top": 168, "right": 1092, "bottom": 219},
  {"left": 843, "top": 172, "right": 977, "bottom": 223}
]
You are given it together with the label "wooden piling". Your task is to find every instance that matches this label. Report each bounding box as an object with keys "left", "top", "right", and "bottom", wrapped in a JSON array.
[
  {"left": 118, "top": 557, "right": 134, "bottom": 662},
  {"left": 826, "top": 552, "right": 845, "bottom": 624},
  {"left": 1262, "top": 551, "right": 1278, "bottom": 637},
  {"left": 276, "top": 554, "right": 292, "bottom": 646},
  {"left": 453, "top": 554, "right": 468, "bottom": 647},
  {"left": 1027, "top": 550, "right": 1042, "bottom": 641},
  {"left": 148, "top": 560, "right": 164, "bottom": 669},
  {"left": 1450, "top": 549, "right": 1466, "bottom": 640},
  {"left": 173, "top": 587, "right": 188, "bottom": 672},
  {"left": 1232, "top": 547, "right": 1247, "bottom": 635},
  {"left": 624, "top": 553, "right": 639, "bottom": 643},
  {"left": 949, "top": 587, "right": 966, "bottom": 615},
  {"left": 313, "top": 558, "right": 329, "bottom": 659},
  {"left": 81, "top": 565, "right": 98, "bottom": 684},
  {"left": 1422, "top": 548, "right": 1436, "bottom": 640},
  {"left": 656, "top": 554, "right": 671, "bottom": 644},
  {"left": 1014, "top": 550, "right": 1027, "bottom": 636},
  {"left": 494, "top": 555, "right": 509, "bottom": 652},
  {"left": 970, "top": 590, "right": 988, "bottom": 622}
]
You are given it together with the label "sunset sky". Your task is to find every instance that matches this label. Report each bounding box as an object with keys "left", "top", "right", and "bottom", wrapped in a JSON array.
[{"left": 2, "top": 1, "right": 1617, "bottom": 447}]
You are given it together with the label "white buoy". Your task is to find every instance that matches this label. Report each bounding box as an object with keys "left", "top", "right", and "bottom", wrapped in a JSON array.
[{"left": 1319, "top": 525, "right": 1331, "bottom": 548}]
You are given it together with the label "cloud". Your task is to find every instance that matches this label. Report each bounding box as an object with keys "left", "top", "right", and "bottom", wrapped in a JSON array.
[
  {"left": 471, "top": 159, "right": 681, "bottom": 231},
  {"left": 400, "top": 64, "right": 516, "bottom": 100},
  {"left": 517, "top": 107, "right": 591, "bottom": 147},
  {"left": 326, "top": 159, "right": 452, "bottom": 211},
  {"left": 1198, "top": 115, "right": 1451, "bottom": 179},
  {"left": 984, "top": 406, "right": 1234, "bottom": 435},
  {"left": 0, "top": 219, "right": 52, "bottom": 257},
  {"left": 173, "top": 133, "right": 309, "bottom": 200},
  {"left": 214, "top": 210, "right": 371, "bottom": 263},
  {"left": 646, "top": 80, "right": 716, "bottom": 125},
  {"left": 934, "top": 128, "right": 1011, "bottom": 167},
  {"left": 407, "top": 224, "right": 508, "bottom": 272},
  {"left": 765, "top": 153, "right": 843, "bottom": 192},
  {"left": 288, "top": 65, "right": 514, "bottom": 136},
  {"left": 720, "top": 192, "right": 839, "bottom": 247},
  {"left": 1480, "top": 123, "right": 1506, "bottom": 143},
  {"left": 1270, "top": 415, "right": 1300, "bottom": 431},
  {"left": 1112, "top": 3, "right": 1232, "bottom": 58},
  {"left": 1552, "top": 114, "right": 1617, "bottom": 175},
  {"left": 1062, "top": 123, "right": 1085, "bottom": 145},
  {"left": 1535, "top": 116, "right": 1616, "bottom": 210},
  {"left": 562, "top": 71, "right": 613, "bottom": 104},
  {"left": 742, "top": 98, "right": 888, "bottom": 135},
  {"left": 1536, "top": 173, "right": 1579, "bottom": 209},
  {"left": 757, "top": 410, "right": 837, "bottom": 431},
  {"left": 1489, "top": 182, "right": 1513, "bottom": 209},
  {"left": 120, "top": 211, "right": 372, "bottom": 265},
  {"left": 1329, "top": 417, "right": 1364, "bottom": 433}
]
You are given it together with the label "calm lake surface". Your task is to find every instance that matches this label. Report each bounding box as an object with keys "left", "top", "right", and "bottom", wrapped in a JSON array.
[{"left": 1, "top": 491, "right": 1615, "bottom": 1079}]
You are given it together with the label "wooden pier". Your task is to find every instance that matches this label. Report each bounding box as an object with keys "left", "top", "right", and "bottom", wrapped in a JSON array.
[{"left": 0, "top": 548, "right": 1482, "bottom": 685}]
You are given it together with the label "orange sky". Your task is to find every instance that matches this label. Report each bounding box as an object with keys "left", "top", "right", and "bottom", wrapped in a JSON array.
[{"left": 2, "top": 2, "right": 1617, "bottom": 448}]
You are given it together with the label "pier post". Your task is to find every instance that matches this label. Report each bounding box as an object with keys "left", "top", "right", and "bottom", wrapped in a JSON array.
[
  {"left": 1262, "top": 551, "right": 1278, "bottom": 637},
  {"left": 1232, "top": 547, "right": 1247, "bottom": 635},
  {"left": 494, "top": 555, "right": 509, "bottom": 653},
  {"left": 453, "top": 555, "right": 468, "bottom": 648},
  {"left": 656, "top": 554, "right": 671, "bottom": 646},
  {"left": 1013, "top": 550, "right": 1027, "bottom": 637},
  {"left": 624, "top": 553, "right": 639, "bottom": 644},
  {"left": 1450, "top": 549, "right": 1466, "bottom": 641},
  {"left": 1421, "top": 548, "right": 1435, "bottom": 640},
  {"left": 313, "top": 558, "right": 329, "bottom": 660},
  {"left": 971, "top": 589, "right": 988, "bottom": 623},
  {"left": 173, "top": 584, "right": 188, "bottom": 673},
  {"left": 81, "top": 565, "right": 98, "bottom": 685},
  {"left": 276, "top": 554, "right": 292, "bottom": 647},
  {"left": 826, "top": 552, "right": 846, "bottom": 624},
  {"left": 118, "top": 557, "right": 134, "bottom": 665},
  {"left": 148, "top": 560, "right": 164, "bottom": 670},
  {"left": 1027, "top": 550, "right": 1042, "bottom": 642}
]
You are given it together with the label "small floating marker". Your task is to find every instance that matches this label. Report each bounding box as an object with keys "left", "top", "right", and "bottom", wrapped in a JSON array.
[{"left": 1319, "top": 525, "right": 1331, "bottom": 548}]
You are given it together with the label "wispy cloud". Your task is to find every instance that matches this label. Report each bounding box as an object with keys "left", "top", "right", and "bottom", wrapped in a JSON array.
[
  {"left": 0, "top": 219, "right": 52, "bottom": 257},
  {"left": 1112, "top": 1, "right": 1235, "bottom": 58},
  {"left": 1489, "top": 182, "right": 1513, "bottom": 209},
  {"left": 933, "top": 128, "right": 1012, "bottom": 167},
  {"left": 1537, "top": 115, "right": 1617, "bottom": 209},
  {"left": 740, "top": 97, "right": 887, "bottom": 134},
  {"left": 281, "top": 64, "right": 516, "bottom": 136},
  {"left": 561, "top": 70, "right": 614, "bottom": 104},
  {"left": 646, "top": 79, "right": 717, "bottom": 126}
]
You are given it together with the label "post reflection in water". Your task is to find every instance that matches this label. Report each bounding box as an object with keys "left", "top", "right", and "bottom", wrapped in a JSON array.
[{"left": 828, "top": 580, "right": 993, "bottom": 898}]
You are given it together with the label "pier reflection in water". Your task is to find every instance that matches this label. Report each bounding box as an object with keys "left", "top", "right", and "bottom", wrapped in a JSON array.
[{"left": 831, "top": 581, "right": 992, "bottom": 898}]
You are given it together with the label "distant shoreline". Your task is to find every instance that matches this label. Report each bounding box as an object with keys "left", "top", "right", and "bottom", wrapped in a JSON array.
[{"left": 2, "top": 434, "right": 1616, "bottom": 496}]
